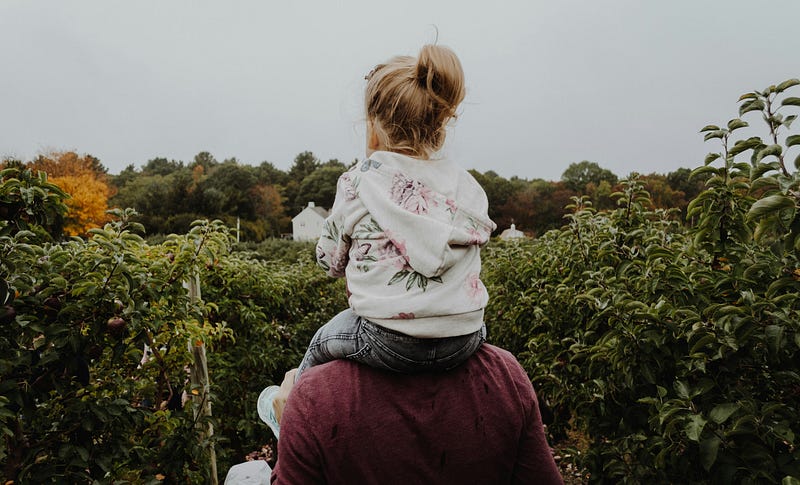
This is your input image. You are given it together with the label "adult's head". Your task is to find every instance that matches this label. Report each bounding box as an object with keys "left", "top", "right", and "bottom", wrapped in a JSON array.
[{"left": 364, "top": 44, "right": 466, "bottom": 160}]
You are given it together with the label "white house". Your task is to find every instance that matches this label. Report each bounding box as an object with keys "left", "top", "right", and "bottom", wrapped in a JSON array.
[
  {"left": 292, "top": 201, "right": 329, "bottom": 241},
  {"left": 499, "top": 223, "right": 525, "bottom": 240}
]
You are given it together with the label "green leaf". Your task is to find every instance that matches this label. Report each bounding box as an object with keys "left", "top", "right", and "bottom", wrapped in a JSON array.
[
  {"left": 748, "top": 195, "right": 795, "bottom": 221},
  {"left": 692, "top": 378, "right": 715, "bottom": 398},
  {"left": 700, "top": 436, "right": 722, "bottom": 471},
  {"left": 755, "top": 144, "right": 783, "bottom": 163},
  {"left": 704, "top": 153, "right": 721, "bottom": 165},
  {"left": 773, "top": 423, "right": 795, "bottom": 443},
  {"left": 729, "top": 137, "right": 764, "bottom": 157},
  {"left": 690, "top": 334, "right": 717, "bottom": 354},
  {"left": 710, "top": 403, "right": 738, "bottom": 424},
  {"left": 766, "top": 324, "right": 784, "bottom": 354},
  {"left": 767, "top": 277, "right": 799, "bottom": 298},
  {"left": 776, "top": 78, "right": 800, "bottom": 92},
  {"left": 713, "top": 305, "right": 745, "bottom": 317},
  {"left": 727, "top": 119, "right": 748, "bottom": 131},
  {"left": 762, "top": 402, "right": 787, "bottom": 417},
  {"left": 731, "top": 161, "right": 752, "bottom": 174},
  {"left": 738, "top": 92, "right": 757, "bottom": 101},
  {"left": 691, "top": 165, "right": 719, "bottom": 180},
  {"left": 704, "top": 130, "right": 727, "bottom": 141},
  {"left": 700, "top": 124, "right": 721, "bottom": 132},
  {"left": 781, "top": 477, "right": 800, "bottom": 485},
  {"left": 685, "top": 414, "right": 707, "bottom": 442},
  {"left": 675, "top": 380, "right": 690, "bottom": 400},
  {"left": 740, "top": 98, "right": 766, "bottom": 115},
  {"left": 786, "top": 135, "right": 800, "bottom": 147},
  {"left": 658, "top": 406, "right": 685, "bottom": 428},
  {"left": 781, "top": 97, "right": 800, "bottom": 107},
  {"left": 751, "top": 163, "right": 781, "bottom": 181}
]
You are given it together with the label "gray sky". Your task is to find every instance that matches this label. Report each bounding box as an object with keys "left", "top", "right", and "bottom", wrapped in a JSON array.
[{"left": 1, "top": 0, "right": 798, "bottom": 181}]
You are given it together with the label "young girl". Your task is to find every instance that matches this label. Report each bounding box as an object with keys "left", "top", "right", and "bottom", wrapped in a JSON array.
[{"left": 259, "top": 44, "right": 496, "bottom": 437}]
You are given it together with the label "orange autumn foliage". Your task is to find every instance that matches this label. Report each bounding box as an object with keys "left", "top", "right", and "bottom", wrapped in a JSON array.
[
  {"left": 29, "top": 151, "right": 112, "bottom": 236},
  {"left": 29, "top": 151, "right": 106, "bottom": 178}
]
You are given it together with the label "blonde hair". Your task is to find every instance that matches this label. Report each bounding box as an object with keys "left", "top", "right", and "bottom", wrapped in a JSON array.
[{"left": 365, "top": 44, "right": 465, "bottom": 159}]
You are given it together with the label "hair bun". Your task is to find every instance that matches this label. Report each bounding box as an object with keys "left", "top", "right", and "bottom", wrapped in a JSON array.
[
  {"left": 364, "top": 45, "right": 466, "bottom": 158},
  {"left": 415, "top": 45, "right": 465, "bottom": 112}
]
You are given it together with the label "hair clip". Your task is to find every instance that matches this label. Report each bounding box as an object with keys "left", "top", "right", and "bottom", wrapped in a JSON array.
[{"left": 364, "top": 64, "right": 386, "bottom": 81}]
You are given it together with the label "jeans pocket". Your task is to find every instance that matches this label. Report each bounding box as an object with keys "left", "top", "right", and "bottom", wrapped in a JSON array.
[
  {"left": 346, "top": 343, "right": 403, "bottom": 371},
  {"left": 345, "top": 343, "right": 371, "bottom": 361},
  {"left": 437, "top": 333, "right": 484, "bottom": 370}
]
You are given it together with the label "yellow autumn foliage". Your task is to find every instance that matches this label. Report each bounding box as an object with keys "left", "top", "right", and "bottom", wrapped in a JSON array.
[
  {"left": 50, "top": 173, "right": 111, "bottom": 236},
  {"left": 28, "top": 151, "right": 112, "bottom": 237}
]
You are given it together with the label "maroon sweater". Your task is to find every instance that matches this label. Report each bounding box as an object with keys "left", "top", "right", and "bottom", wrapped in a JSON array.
[{"left": 271, "top": 344, "right": 563, "bottom": 484}]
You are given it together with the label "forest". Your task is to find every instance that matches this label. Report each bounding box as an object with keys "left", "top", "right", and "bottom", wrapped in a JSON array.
[{"left": 4, "top": 148, "right": 707, "bottom": 242}]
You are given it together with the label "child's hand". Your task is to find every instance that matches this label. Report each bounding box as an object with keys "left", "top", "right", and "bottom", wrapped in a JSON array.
[{"left": 273, "top": 368, "right": 298, "bottom": 424}]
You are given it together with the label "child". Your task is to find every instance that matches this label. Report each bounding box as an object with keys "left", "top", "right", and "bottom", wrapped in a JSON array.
[{"left": 259, "top": 44, "right": 496, "bottom": 438}]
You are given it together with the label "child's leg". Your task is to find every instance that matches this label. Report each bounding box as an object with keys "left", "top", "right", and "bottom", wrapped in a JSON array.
[
  {"left": 295, "top": 308, "right": 365, "bottom": 380},
  {"left": 297, "top": 311, "right": 486, "bottom": 378},
  {"left": 261, "top": 310, "right": 364, "bottom": 439}
]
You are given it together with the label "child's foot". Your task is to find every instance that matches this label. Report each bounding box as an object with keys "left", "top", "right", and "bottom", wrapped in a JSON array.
[{"left": 257, "top": 385, "right": 281, "bottom": 439}]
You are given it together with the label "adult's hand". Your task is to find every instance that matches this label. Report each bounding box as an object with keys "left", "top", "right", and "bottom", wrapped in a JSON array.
[{"left": 274, "top": 368, "right": 297, "bottom": 424}]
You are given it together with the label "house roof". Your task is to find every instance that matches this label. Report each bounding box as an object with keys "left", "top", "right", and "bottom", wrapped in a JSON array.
[
  {"left": 311, "top": 206, "right": 329, "bottom": 218},
  {"left": 499, "top": 223, "right": 525, "bottom": 239},
  {"left": 292, "top": 201, "right": 329, "bottom": 220}
]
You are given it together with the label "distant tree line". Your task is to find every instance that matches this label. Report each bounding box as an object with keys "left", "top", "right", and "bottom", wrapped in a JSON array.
[
  {"left": 108, "top": 150, "right": 353, "bottom": 240},
  {"left": 104, "top": 152, "right": 348, "bottom": 241},
  {"left": 473, "top": 160, "right": 707, "bottom": 236},
  {"left": 3, "top": 151, "right": 708, "bottom": 240}
]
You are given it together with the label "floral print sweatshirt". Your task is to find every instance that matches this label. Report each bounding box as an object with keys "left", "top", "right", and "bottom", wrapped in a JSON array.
[{"left": 316, "top": 150, "right": 496, "bottom": 338}]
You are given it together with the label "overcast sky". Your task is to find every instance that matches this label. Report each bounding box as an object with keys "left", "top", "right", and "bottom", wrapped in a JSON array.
[{"left": 1, "top": 0, "right": 798, "bottom": 181}]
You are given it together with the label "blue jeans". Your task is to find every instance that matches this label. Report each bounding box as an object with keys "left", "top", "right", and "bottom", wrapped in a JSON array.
[{"left": 296, "top": 309, "right": 486, "bottom": 380}]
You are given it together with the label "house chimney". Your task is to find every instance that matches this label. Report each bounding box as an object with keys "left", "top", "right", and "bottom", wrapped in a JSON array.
[{"left": 308, "top": 201, "right": 315, "bottom": 208}]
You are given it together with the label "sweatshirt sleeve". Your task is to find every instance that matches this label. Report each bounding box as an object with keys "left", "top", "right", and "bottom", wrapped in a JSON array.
[{"left": 316, "top": 172, "right": 364, "bottom": 278}]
